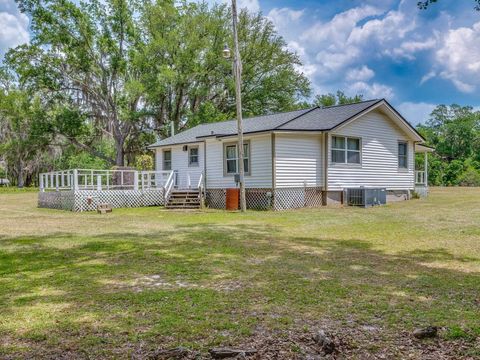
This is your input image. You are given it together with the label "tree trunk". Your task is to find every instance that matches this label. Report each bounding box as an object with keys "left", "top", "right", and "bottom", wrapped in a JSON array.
[
  {"left": 115, "top": 139, "right": 125, "bottom": 167},
  {"left": 16, "top": 160, "right": 24, "bottom": 188}
]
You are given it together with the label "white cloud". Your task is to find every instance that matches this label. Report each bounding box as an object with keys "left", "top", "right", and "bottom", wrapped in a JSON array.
[
  {"left": 435, "top": 21, "right": 480, "bottom": 93},
  {"left": 349, "top": 81, "right": 394, "bottom": 100},
  {"left": 288, "top": 1, "right": 426, "bottom": 94},
  {"left": 208, "top": 0, "right": 260, "bottom": 13},
  {"left": 420, "top": 70, "right": 436, "bottom": 85},
  {"left": 346, "top": 66, "right": 375, "bottom": 82},
  {"left": 397, "top": 102, "right": 437, "bottom": 125},
  {"left": 267, "top": 7, "right": 304, "bottom": 31},
  {"left": 236, "top": 0, "right": 260, "bottom": 13},
  {"left": 302, "top": 5, "right": 382, "bottom": 45},
  {"left": 0, "top": 11, "right": 29, "bottom": 57},
  {"left": 387, "top": 38, "right": 437, "bottom": 60}
]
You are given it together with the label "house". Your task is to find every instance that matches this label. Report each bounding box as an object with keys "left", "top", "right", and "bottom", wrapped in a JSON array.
[{"left": 148, "top": 99, "right": 433, "bottom": 210}]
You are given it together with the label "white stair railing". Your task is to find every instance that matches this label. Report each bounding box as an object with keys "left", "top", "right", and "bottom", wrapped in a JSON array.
[
  {"left": 197, "top": 172, "right": 204, "bottom": 208},
  {"left": 163, "top": 171, "right": 175, "bottom": 202}
]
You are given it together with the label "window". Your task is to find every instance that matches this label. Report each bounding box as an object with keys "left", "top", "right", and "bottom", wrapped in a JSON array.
[
  {"left": 188, "top": 147, "right": 199, "bottom": 167},
  {"left": 224, "top": 142, "right": 250, "bottom": 175},
  {"left": 398, "top": 142, "right": 408, "bottom": 169},
  {"left": 331, "top": 136, "right": 360, "bottom": 164},
  {"left": 163, "top": 150, "right": 171, "bottom": 170}
]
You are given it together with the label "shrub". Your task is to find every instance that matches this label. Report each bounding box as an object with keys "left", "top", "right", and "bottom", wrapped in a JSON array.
[
  {"left": 458, "top": 167, "right": 480, "bottom": 187},
  {"left": 135, "top": 154, "right": 153, "bottom": 171}
]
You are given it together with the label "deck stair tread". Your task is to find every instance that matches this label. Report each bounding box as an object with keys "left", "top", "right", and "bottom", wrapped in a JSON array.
[{"left": 166, "top": 189, "right": 201, "bottom": 209}]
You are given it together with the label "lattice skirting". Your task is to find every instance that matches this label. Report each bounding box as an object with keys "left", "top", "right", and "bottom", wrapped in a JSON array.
[
  {"left": 206, "top": 187, "right": 323, "bottom": 210},
  {"left": 38, "top": 190, "right": 75, "bottom": 210},
  {"left": 38, "top": 189, "right": 165, "bottom": 212},
  {"left": 205, "top": 189, "right": 226, "bottom": 209},
  {"left": 273, "top": 187, "right": 323, "bottom": 210}
]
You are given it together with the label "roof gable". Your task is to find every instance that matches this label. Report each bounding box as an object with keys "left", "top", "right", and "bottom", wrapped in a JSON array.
[{"left": 331, "top": 100, "right": 424, "bottom": 142}]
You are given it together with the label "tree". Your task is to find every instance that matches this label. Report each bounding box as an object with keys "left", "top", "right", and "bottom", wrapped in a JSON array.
[
  {"left": 139, "top": 1, "right": 310, "bottom": 135},
  {"left": 313, "top": 91, "right": 363, "bottom": 108},
  {"left": 10, "top": 0, "right": 149, "bottom": 167},
  {"left": 0, "top": 72, "right": 52, "bottom": 187},
  {"left": 417, "top": 0, "right": 480, "bottom": 11},
  {"left": 417, "top": 104, "right": 480, "bottom": 186},
  {"left": 8, "top": 0, "right": 311, "bottom": 167}
]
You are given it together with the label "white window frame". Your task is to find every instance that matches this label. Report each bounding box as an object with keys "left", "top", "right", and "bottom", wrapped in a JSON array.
[
  {"left": 223, "top": 141, "right": 251, "bottom": 176},
  {"left": 188, "top": 146, "right": 199, "bottom": 167},
  {"left": 398, "top": 141, "right": 408, "bottom": 170},
  {"left": 163, "top": 149, "right": 172, "bottom": 171},
  {"left": 331, "top": 135, "right": 361, "bottom": 165}
]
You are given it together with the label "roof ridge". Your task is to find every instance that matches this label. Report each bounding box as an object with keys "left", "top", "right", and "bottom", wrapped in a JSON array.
[
  {"left": 317, "top": 98, "right": 380, "bottom": 110},
  {"left": 195, "top": 107, "right": 314, "bottom": 128}
]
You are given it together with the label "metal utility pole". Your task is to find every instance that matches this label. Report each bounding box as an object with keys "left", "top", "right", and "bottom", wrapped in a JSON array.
[{"left": 231, "top": 0, "right": 246, "bottom": 212}]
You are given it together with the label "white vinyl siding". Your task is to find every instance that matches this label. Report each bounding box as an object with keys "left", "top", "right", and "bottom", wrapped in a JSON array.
[
  {"left": 206, "top": 134, "right": 272, "bottom": 188},
  {"left": 274, "top": 133, "right": 323, "bottom": 187},
  {"left": 327, "top": 110, "right": 415, "bottom": 190},
  {"left": 155, "top": 142, "right": 204, "bottom": 188}
]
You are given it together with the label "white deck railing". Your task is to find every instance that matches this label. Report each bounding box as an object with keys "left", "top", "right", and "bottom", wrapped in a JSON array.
[
  {"left": 415, "top": 170, "right": 426, "bottom": 185},
  {"left": 39, "top": 169, "right": 173, "bottom": 192}
]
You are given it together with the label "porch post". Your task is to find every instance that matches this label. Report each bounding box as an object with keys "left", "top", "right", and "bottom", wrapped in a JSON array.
[
  {"left": 39, "top": 174, "right": 44, "bottom": 192},
  {"left": 97, "top": 175, "right": 102, "bottom": 191},
  {"left": 134, "top": 171, "right": 139, "bottom": 191},
  {"left": 424, "top": 152, "right": 428, "bottom": 187},
  {"left": 73, "top": 169, "right": 79, "bottom": 190}
]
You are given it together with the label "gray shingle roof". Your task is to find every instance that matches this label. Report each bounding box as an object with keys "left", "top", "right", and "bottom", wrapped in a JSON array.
[
  {"left": 149, "top": 99, "right": 382, "bottom": 147},
  {"left": 277, "top": 99, "right": 380, "bottom": 130}
]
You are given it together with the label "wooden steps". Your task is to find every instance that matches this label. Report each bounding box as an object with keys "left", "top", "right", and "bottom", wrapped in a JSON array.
[{"left": 166, "top": 189, "right": 201, "bottom": 209}]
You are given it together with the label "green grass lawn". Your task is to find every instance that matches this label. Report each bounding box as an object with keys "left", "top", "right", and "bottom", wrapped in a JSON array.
[{"left": 0, "top": 188, "right": 479, "bottom": 359}]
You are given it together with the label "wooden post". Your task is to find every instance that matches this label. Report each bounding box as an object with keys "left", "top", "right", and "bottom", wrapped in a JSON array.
[
  {"left": 55, "top": 173, "right": 59, "bottom": 191},
  {"left": 231, "top": 0, "right": 246, "bottom": 212},
  {"left": 50, "top": 173, "right": 54, "bottom": 190},
  {"left": 39, "top": 174, "right": 44, "bottom": 192},
  {"left": 134, "top": 171, "right": 139, "bottom": 191},
  {"left": 73, "top": 169, "right": 79, "bottom": 190},
  {"left": 424, "top": 152, "right": 428, "bottom": 187},
  {"left": 61, "top": 171, "right": 65, "bottom": 188},
  {"left": 97, "top": 175, "right": 102, "bottom": 191}
]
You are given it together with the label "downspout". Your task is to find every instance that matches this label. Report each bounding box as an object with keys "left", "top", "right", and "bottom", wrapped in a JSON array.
[
  {"left": 323, "top": 132, "right": 329, "bottom": 205},
  {"left": 204, "top": 140, "right": 207, "bottom": 191},
  {"left": 271, "top": 132, "right": 276, "bottom": 210},
  {"left": 425, "top": 151, "right": 428, "bottom": 192}
]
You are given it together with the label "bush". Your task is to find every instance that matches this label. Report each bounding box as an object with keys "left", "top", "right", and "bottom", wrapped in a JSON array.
[
  {"left": 458, "top": 167, "right": 480, "bottom": 186},
  {"left": 135, "top": 154, "right": 153, "bottom": 171},
  {"left": 444, "top": 160, "right": 465, "bottom": 186}
]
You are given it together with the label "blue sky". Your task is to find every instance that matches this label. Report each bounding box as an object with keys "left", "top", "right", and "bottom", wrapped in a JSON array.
[{"left": 1, "top": 0, "right": 480, "bottom": 124}]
